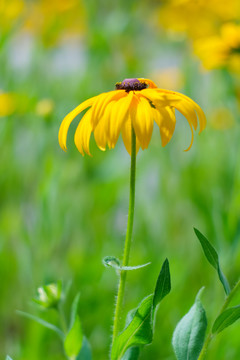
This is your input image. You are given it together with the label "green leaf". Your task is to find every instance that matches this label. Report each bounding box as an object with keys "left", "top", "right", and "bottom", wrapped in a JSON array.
[
  {"left": 63, "top": 279, "right": 73, "bottom": 301},
  {"left": 112, "top": 258, "right": 171, "bottom": 360},
  {"left": 153, "top": 258, "right": 171, "bottom": 311},
  {"left": 212, "top": 305, "right": 240, "bottom": 334},
  {"left": 113, "top": 294, "right": 153, "bottom": 359},
  {"left": 6, "top": 356, "right": 13, "bottom": 360},
  {"left": 194, "top": 228, "right": 230, "bottom": 295},
  {"left": 64, "top": 316, "right": 83, "bottom": 357},
  {"left": 121, "top": 263, "right": 151, "bottom": 271},
  {"left": 70, "top": 292, "right": 81, "bottom": 328},
  {"left": 172, "top": 288, "right": 207, "bottom": 360},
  {"left": 77, "top": 336, "right": 92, "bottom": 360},
  {"left": 16, "top": 310, "right": 64, "bottom": 339},
  {"left": 103, "top": 256, "right": 150, "bottom": 272},
  {"left": 64, "top": 294, "right": 83, "bottom": 357},
  {"left": 121, "top": 347, "right": 140, "bottom": 360}
]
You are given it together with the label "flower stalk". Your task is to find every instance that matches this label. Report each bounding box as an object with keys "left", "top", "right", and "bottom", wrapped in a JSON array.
[{"left": 111, "top": 127, "right": 136, "bottom": 351}]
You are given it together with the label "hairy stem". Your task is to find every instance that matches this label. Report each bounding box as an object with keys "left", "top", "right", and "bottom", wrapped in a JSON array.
[{"left": 111, "top": 128, "right": 136, "bottom": 353}]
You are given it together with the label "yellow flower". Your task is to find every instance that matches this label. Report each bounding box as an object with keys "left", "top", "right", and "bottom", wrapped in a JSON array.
[
  {"left": 58, "top": 78, "right": 206, "bottom": 156},
  {"left": 0, "top": 92, "right": 16, "bottom": 117},
  {"left": 158, "top": 0, "right": 240, "bottom": 41},
  {"left": 35, "top": 98, "right": 55, "bottom": 117},
  {"left": 210, "top": 108, "right": 235, "bottom": 130},
  {"left": 24, "top": 0, "right": 86, "bottom": 46},
  {"left": 0, "top": 0, "right": 25, "bottom": 33},
  {"left": 194, "top": 23, "right": 240, "bottom": 71}
]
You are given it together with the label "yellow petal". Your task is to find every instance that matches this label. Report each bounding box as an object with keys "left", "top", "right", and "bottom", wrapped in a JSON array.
[
  {"left": 91, "top": 90, "right": 126, "bottom": 128},
  {"left": 108, "top": 91, "right": 133, "bottom": 148},
  {"left": 93, "top": 102, "right": 115, "bottom": 151},
  {"left": 157, "top": 89, "right": 206, "bottom": 132},
  {"left": 173, "top": 100, "right": 198, "bottom": 130},
  {"left": 150, "top": 106, "right": 163, "bottom": 128},
  {"left": 184, "top": 123, "right": 194, "bottom": 152},
  {"left": 158, "top": 107, "right": 176, "bottom": 147},
  {"left": 138, "top": 78, "right": 158, "bottom": 89},
  {"left": 58, "top": 96, "right": 97, "bottom": 151},
  {"left": 131, "top": 95, "right": 154, "bottom": 150},
  {"left": 141, "top": 89, "right": 170, "bottom": 107},
  {"left": 169, "top": 90, "right": 207, "bottom": 133},
  {"left": 142, "top": 88, "right": 206, "bottom": 134},
  {"left": 74, "top": 109, "right": 93, "bottom": 156},
  {"left": 121, "top": 116, "right": 140, "bottom": 155}
]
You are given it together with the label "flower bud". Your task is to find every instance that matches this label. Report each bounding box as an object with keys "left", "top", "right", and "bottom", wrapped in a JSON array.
[{"left": 34, "top": 281, "right": 62, "bottom": 309}]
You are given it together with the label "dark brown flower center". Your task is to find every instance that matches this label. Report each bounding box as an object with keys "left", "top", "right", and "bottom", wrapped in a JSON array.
[{"left": 115, "top": 78, "right": 148, "bottom": 92}]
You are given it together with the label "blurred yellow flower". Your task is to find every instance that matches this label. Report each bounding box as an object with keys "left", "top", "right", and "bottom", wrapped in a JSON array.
[
  {"left": 0, "top": 0, "right": 24, "bottom": 33},
  {"left": 194, "top": 23, "right": 240, "bottom": 71},
  {"left": 0, "top": 92, "right": 16, "bottom": 116},
  {"left": 210, "top": 108, "right": 235, "bottom": 130},
  {"left": 159, "top": 0, "right": 240, "bottom": 40},
  {"left": 150, "top": 68, "right": 184, "bottom": 91},
  {"left": 24, "top": 0, "right": 86, "bottom": 45},
  {"left": 36, "top": 98, "right": 55, "bottom": 117},
  {"left": 59, "top": 78, "right": 206, "bottom": 156}
]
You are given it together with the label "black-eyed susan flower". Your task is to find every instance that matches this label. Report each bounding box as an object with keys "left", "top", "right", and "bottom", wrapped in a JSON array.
[
  {"left": 194, "top": 23, "right": 240, "bottom": 71},
  {"left": 59, "top": 78, "right": 206, "bottom": 156}
]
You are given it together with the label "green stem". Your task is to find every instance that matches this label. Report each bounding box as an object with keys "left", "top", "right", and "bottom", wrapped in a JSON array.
[
  {"left": 198, "top": 333, "right": 213, "bottom": 360},
  {"left": 198, "top": 279, "right": 240, "bottom": 360},
  {"left": 220, "top": 279, "right": 240, "bottom": 313},
  {"left": 111, "top": 128, "right": 136, "bottom": 352}
]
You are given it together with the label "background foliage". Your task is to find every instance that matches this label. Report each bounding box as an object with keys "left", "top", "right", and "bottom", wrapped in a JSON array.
[{"left": 1, "top": 0, "right": 240, "bottom": 359}]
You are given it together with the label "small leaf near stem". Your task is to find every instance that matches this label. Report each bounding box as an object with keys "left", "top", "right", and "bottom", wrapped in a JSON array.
[
  {"left": 153, "top": 258, "right": 171, "bottom": 312},
  {"left": 212, "top": 305, "right": 240, "bottom": 333},
  {"left": 112, "top": 259, "right": 171, "bottom": 360},
  {"left": 64, "top": 316, "right": 83, "bottom": 358},
  {"left": 64, "top": 292, "right": 83, "bottom": 358},
  {"left": 194, "top": 228, "right": 230, "bottom": 295},
  {"left": 172, "top": 288, "right": 207, "bottom": 360},
  {"left": 103, "top": 256, "right": 151, "bottom": 274}
]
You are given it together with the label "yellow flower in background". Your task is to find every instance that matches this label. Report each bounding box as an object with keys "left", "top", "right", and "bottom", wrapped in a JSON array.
[
  {"left": 210, "top": 108, "right": 235, "bottom": 130},
  {"left": 59, "top": 78, "right": 206, "bottom": 156},
  {"left": 194, "top": 23, "right": 240, "bottom": 71},
  {"left": 0, "top": 92, "right": 16, "bottom": 117},
  {"left": 24, "top": 0, "right": 86, "bottom": 45},
  {"left": 149, "top": 68, "right": 184, "bottom": 91},
  {"left": 159, "top": 0, "right": 240, "bottom": 40},
  {"left": 0, "top": 0, "right": 24, "bottom": 33},
  {"left": 36, "top": 98, "right": 55, "bottom": 117}
]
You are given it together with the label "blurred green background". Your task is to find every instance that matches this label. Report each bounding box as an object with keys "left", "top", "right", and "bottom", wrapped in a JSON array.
[{"left": 1, "top": 0, "right": 240, "bottom": 359}]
